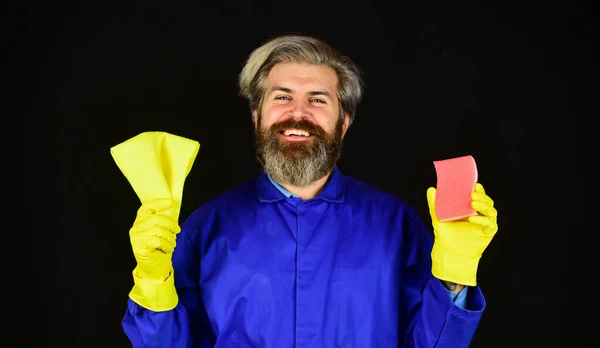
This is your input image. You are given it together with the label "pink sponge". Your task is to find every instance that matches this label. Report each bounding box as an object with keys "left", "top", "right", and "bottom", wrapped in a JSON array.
[{"left": 433, "top": 155, "right": 478, "bottom": 222}]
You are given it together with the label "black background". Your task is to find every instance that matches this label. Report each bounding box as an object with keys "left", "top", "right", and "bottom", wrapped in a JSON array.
[{"left": 9, "top": 0, "right": 595, "bottom": 347}]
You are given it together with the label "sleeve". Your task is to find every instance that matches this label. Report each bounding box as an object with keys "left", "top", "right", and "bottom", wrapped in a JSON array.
[
  {"left": 398, "top": 212, "right": 486, "bottom": 348},
  {"left": 122, "top": 226, "right": 214, "bottom": 348}
]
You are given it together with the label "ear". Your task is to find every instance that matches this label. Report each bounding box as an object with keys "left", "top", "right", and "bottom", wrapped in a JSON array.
[
  {"left": 252, "top": 109, "right": 259, "bottom": 129},
  {"left": 341, "top": 113, "right": 350, "bottom": 138}
]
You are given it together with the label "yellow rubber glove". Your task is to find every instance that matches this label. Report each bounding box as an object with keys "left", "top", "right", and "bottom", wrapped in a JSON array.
[
  {"left": 110, "top": 131, "right": 200, "bottom": 311},
  {"left": 426, "top": 183, "right": 498, "bottom": 286}
]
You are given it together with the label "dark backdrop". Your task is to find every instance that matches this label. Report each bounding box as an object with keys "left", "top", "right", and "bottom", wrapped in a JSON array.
[{"left": 10, "top": 0, "right": 595, "bottom": 347}]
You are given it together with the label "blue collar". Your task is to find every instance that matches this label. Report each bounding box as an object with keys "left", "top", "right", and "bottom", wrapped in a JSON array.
[
  {"left": 267, "top": 175, "right": 296, "bottom": 198},
  {"left": 257, "top": 166, "right": 346, "bottom": 203}
]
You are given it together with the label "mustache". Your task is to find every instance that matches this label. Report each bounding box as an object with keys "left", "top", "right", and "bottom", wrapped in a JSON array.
[{"left": 267, "top": 118, "right": 327, "bottom": 137}]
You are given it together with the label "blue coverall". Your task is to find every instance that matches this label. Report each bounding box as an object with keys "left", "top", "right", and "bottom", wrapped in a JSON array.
[{"left": 123, "top": 167, "right": 485, "bottom": 347}]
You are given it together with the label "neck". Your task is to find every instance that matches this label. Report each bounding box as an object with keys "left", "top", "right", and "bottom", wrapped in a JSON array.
[{"left": 280, "top": 172, "right": 332, "bottom": 200}]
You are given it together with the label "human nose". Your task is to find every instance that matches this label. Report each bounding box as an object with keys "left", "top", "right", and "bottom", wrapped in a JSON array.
[{"left": 290, "top": 99, "right": 309, "bottom": 119}]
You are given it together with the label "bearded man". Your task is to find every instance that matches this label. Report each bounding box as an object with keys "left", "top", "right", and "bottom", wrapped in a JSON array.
[{"left": 120, "top": 34, "right": 499, "bottom": 347}]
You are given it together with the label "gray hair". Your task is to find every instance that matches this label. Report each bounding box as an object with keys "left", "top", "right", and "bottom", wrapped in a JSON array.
[{"left": 238, "top": 34, "right": 364, "bottom": 125}]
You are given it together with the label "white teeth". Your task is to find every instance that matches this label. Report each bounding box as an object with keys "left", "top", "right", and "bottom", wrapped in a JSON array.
[{"left": 283, "top": 129, "right": 310, "bottom": 136}]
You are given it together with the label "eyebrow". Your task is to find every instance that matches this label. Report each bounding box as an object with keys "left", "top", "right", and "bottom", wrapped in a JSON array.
[{"left": 270, "top": 85, "right": 333, "bottom": 99}]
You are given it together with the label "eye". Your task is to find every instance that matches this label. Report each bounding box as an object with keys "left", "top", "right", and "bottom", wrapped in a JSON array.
[
  {"left": 275, "top": 96, "right": 290, "bottom": 100},
  {"left": 311, "top": 98, "right": 326, "bottom": 103}
]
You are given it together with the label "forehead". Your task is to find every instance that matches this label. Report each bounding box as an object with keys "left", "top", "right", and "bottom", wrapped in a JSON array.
[{"left": 267, "top": 63, "right": 338, "bottom": 94}]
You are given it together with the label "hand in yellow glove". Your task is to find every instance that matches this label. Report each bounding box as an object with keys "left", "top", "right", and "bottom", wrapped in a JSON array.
[
  {"left": 127, "top": 198, "right": 182, "bottom": 310},
  {"left": 111, "top": 131, "right": 199, "bottom": 311},
  {"left": 129, "top": 198, "right": 180, "bottom": 282},
  {"left": 426, "top": 183, "right": 498, "bottom": 286}
]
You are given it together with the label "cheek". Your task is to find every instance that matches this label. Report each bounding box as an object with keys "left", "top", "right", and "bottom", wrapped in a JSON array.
[
  {"left": 260, "top": 105, "right": 286, "bottom": 125},
  {"left": 265, "top": 104, "right": 288, "bottom": 117},
  {"left": 311, "top": 107, "right": 339, "bottom": 131}
]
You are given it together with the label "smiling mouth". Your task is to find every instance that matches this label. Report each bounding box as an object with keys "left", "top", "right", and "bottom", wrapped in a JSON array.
[{"left": 280, "top": 128, "right": 312, "bottom": 137}]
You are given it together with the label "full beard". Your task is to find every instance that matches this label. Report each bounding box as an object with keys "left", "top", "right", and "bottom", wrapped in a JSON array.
[{"left": 255, "top": 116, "right": 344, "bottom": 187}]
